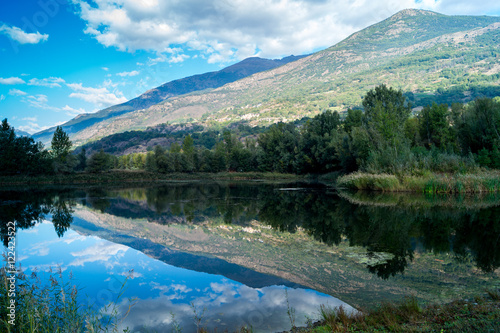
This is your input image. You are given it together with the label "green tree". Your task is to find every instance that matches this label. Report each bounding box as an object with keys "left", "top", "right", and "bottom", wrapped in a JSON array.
[
  {"left": 0, "top": 119, "right": 51, "bottom": 175},
  {"left": 343, "top": 109, "right": 363, "bottom": 134},
  {"left": 51, "top": 126, "right": 75, "bottom": 173},
  {"left": 419, "top": 103, "right": 456, "bottom": 150},
  {"left": 51, "top": 126, "right": 72, "bottom": 160},
  {"left": 362, "top": 84, "right": 411, "bottom": 143},
  {"left": 75, "top": 148, "right": 87, "bottom": 171},
  {"left": 86, "top": 149, "right": 113, "bottom": 173}
]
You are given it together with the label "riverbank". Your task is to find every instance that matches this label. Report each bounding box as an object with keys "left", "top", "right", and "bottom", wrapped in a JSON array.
[
  {"left": 286, "top": 291, "right": 500, "bottom": 332},
  {"left": 3, "top": 169, "right": 500, "bottom": 193},
  {"left": 337, "top": 170, "right": 500, "bottom": 193},
  {"left": 0, "top": 170, "right": 300, "bottom": 186}
]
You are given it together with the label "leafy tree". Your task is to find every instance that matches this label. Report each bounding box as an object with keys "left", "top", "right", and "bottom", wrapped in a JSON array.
[
  {"left": 419, "top": 103, "right": 456, "bottom": 150},
  {"left": 182, "top": 134, "right": 195, "bottom": 155},
  {"left": 145, "top": 151, "right": 157, "bottom": 172},
  {"left": 258, "top": 122, "right": 299, "bottom": 173},
  {"left": 454, "top": 98, "right": 500, "bottom": 154},
  {"left": 362, "top": 84, "right": 411, "bottom": 144},
  {"left": 343, "top": 109, "right": 363, "bottom": 134}
]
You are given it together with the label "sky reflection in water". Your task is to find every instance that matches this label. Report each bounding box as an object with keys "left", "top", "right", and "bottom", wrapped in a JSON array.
[{"left": 17, "top": 221, "right": 352, "bottom": 332}]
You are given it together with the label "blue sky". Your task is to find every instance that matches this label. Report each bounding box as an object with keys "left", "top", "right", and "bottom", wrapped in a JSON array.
[{"left": 1, "top": 0, "right": 499, "bottom": 134}]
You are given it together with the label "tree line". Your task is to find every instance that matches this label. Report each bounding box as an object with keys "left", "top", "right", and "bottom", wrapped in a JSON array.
[
  {"left": 2, "top": 84, "right": 499, "bottom": 176},
  {"left": 120, "top": 84, "right": 500, "bottom": 175}
]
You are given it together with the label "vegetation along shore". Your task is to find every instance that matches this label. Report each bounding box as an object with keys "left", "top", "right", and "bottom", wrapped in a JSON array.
[{"left": 2, "top": 85, "right": 500, "bottom": 192}]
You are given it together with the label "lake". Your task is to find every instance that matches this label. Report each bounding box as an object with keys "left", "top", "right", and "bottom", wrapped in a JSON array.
[{"left": 2, "top": 181, "right": 500, "bottom": 332}]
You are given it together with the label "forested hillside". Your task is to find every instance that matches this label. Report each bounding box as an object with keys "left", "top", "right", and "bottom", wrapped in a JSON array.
[{"left": 66, "top": 9, "right": 500, "bottom": 146}]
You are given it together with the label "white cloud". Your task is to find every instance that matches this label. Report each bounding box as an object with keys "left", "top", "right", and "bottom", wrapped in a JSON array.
[
  {"left": 24, "top": 94, "right": 49, "bottom": 108},
  {"left": 9, "top": 88, "right": 27, "bottom": 96},
  {"left": 28, "top": 77, "right": 66, "bottom": 88},
  {"left": 169, "top": 54, "right": 190, "bottom": 63},
  {"left": 62, "top": 105, "right": 87, "bottom": 116},
  {"left": 70, "top": 0, "right": 500, "bottom": 63},
  {"left": 116, "top": 70, "right": 140, "bottom": 77},
  {"left": 0, "top": 94, "right": 5, "bottom": 101},
  {"left": 69, "top": 241, "right": 128, "bottom": 267},
  {"left": 21, "top": 94, "right": 61, "bottom": 113},
  {"left": 67, "top": 82, "right": 128, "bottom": 107},
  {"left": 102, "top": 67, "right": 109, "bottom": 71},
  {"left": 0, "top": 77, "right": 25, "bottom": 85},
  {"left": 0, "top": 24, "right": 49, "bottom": 44}
]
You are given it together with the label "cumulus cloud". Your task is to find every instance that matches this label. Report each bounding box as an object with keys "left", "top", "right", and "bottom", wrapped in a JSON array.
[
  {"left": 69, "top": 241, "right": 128, "bottom": 267},
  {"left": 71, "top": 0, "right": 500, "bottom": 64},
  {"left": 116, "top": 70, "right": 140, "bottom": 77},
  {"left": 67, "top": 82, "right": 128, "bottom": 107},
  {"left": 9, "top": 88, "right": 27, "bottom": 96},
  {"left": 0, "top": 24, "right": 49, "bottom": 44},
  {"left": 28, "top": 77, "right": 66, "bottom": 88},
  {"left": 0, "top": 77, "right": 25, "bottom": 85},
  {"left": 0, "top": 94, "right": 5, "bottom": 101}
]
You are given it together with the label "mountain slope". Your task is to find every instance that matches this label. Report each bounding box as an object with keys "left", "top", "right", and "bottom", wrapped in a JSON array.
[
  {"left": 68, "top": 9, "right": 500, "bottom": 146},
  {"left": 32, "top": 55, "right": 305, "bottom": 145}
]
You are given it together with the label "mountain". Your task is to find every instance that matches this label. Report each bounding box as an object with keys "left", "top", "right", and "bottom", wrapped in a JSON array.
[
  {"left": 15, "top": 129, "right": 31, "bottom": 137},
  {"left": 32, "top": 55, "right": 306, "bottom": 145},
  {"left": 39, "top": 9, "right": 500, "bottom": 147}
]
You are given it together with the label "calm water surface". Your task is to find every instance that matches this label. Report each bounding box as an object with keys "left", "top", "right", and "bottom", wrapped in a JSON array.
[{"left": 2, "top": 181, "right": 500, "bottom": 332}]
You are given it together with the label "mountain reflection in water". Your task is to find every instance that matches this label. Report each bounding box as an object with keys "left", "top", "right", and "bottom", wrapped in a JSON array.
[{"left": 2, "top": 182, "right": 500, "bottom": 330}]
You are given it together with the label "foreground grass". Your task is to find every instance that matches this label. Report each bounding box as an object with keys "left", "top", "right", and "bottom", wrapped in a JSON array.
[
  {"left": 0, "top": 170, "right": 300, "bottom": 186},
  {"left": 0, "top": 260, "right": 134, "bottom": 333},
  {"left": 303, "top": 291, "right": 500, "bottom": 333},
  {"left": 337, "top": 170, "right": 500, "bottom": 193}
]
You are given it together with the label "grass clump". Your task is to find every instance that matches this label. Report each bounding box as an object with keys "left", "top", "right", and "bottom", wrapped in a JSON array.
[{"left": 336, "top": 172, "right": 402, "bottom": 191}]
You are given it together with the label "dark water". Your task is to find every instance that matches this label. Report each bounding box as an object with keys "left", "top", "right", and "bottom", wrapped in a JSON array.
[{"left": 2, "top": 182, "right": 500, "bottom": 332}]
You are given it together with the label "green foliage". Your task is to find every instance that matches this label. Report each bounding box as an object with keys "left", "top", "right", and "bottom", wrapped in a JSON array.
[
  {"left": 74, "top": 89, "right": 500, "bottom": 179},
  {"left": 419, "top": 103, "right": 457, "bottom": 150},
  {"left": 0, "top": 119, "right": 52, "bottom": 175},
  {"left": 51, "top": 127, "right": 77, "bottom": 174},
  {"left": 86, "top": 149, "right": 114, "bottom": 173},
  {"left": 51, "top": 126, "right": 72, "bottom": 160}
]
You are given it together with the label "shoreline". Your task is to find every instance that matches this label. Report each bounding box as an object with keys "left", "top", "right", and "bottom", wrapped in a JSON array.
[
  {"left": 3, "top": 170, "right": 500, "bottom": 194},
  {"left": 0, "top": 170, "right": 302, "bottom": 187},
  {"left": 337, "top": 171, "right": 500, "bottom": 193}
]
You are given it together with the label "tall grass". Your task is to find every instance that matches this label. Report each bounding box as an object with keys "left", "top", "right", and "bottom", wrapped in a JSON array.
[
  {"left": 0, "top": 258, "right": 134, "bottom": 333},
  {"left": 338, "top": 170, "right": 500, "bottom": 193}
]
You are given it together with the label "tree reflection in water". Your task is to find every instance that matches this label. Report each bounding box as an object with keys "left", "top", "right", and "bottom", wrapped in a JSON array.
[{"left": 1, "top": 183, "right": 499, "bottom": 277}]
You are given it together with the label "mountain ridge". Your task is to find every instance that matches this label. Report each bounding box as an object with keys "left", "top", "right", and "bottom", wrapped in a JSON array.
[
  {"left": 36, "top": 9, "right": 500, "bottom": 146},
  {"left": 32, "top": 55, "right": 306, "bottom": 144}
]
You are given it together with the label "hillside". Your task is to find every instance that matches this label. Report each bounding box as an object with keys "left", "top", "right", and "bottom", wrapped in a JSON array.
[
  {"left": 65, "top": 9, "right": 500, "bottom": 147},
  {"left": 32, "top": 55, "right": 305, "bottom": 145}
]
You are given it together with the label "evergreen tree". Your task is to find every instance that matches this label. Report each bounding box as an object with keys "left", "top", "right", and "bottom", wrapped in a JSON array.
[
  {"left": 51, "top": 126, "right": 72, "bottom": 160},
  {"left": 51, "top": 126, "right": 75, "bottom": 173},
  {"left": 86, "top": 149, "right": 113, "bottom": 173}
]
